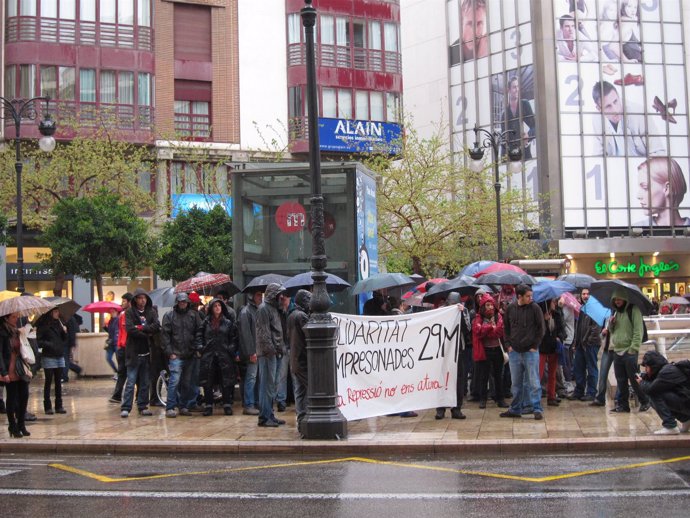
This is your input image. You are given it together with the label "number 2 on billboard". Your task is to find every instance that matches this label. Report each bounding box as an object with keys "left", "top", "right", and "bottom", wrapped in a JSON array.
[
  {"left": 456, "top": 95, "right": 468, "bottom": 127},
  {"left": 565, "top": 75, "right": 583, "bottom": 107}
]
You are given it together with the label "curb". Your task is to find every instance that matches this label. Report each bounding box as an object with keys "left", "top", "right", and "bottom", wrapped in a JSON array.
[{"left": 1, "top": 436, "right": 689, "bottom": 456}]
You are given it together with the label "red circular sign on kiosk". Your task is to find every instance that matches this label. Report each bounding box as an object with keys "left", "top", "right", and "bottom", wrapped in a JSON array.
[{"left": 275, "top": 202, "right": 306, "bottom": 233}]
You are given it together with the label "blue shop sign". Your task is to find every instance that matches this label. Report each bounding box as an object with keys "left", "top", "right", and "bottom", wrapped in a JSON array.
[
  {"left": 318, "top": 118, "right": 401, "bottom": 154},
  {"left": 171, "top": 194, "right": 232, "bottom": 218}
]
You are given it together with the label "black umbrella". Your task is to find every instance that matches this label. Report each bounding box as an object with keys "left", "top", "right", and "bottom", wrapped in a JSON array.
[
  {"left": 241, "top": 273, "right": 291, "bottom": 293},
  {"left": 351, "top": 273, "right": 416, "bottom": 295},
  {"left": 283, "top": 271, "right": 351, "bottom": 295},
  {"left": 556, "top": 273, "right": 597, "bottom": 289},
  {"left": 42, "top": 296, "right": 81, "bottom": 322},
  {"left": 589, "top": 280, "right": 654, "bottom": 316},
  {"left": 475, "top": 271, "right": 537, "bottom": 285},
  {"left": 422, "top": 276, "right": 479, "bottom": 302}
]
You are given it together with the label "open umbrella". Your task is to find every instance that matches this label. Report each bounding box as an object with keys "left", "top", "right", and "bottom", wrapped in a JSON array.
[
  {"left": 409, "top": 274, "right": 427, "bottom": 285},
  {"left": 661, "top": 296, "right": 690, "bottom": 306},
  {"left": 556, "top": 273, "right": 597, "bottom": 289},
  {"left": 532, "top": 280, "right": 576, "bottom": 304},
  {"left": 283, "top": 271, "right": 351, "bottom": 295},
  {"left": 460, "top": 260, "right": 497, "bottom": 277},
  {"left": 589, "top": 279, "right": 654, "bottom": 316},
  {"left": 174, "top": 272, "right": 240, "bottom": 296},
  {"left": 475, "top": 270, "right": 537, "bottom": 285},
  {"left": 43, "top": 296, "right": 81, "bottom": 322},
  {"left": 423, "top": 276, "right": 479, "bottom": 302},
  {"left": 241, "top": 273, "right": 291, "bottom": 293},
  {"left": 351, "top": 273, "right": 416, "bottom": 295},
  {"left": 581, "top": 295, "right": 612, "bottom": 327},
  {"left": 0, "top": 290, "right": 20, "bottom": 302},
  {"left": 0, "top": 295, "right": 55, "bottom": 318},
  {"left": 559, "top": 292, "right": 581, "bottom": 315},
  {"left": 148, "top": 287, "right": 178, "bottom": 309},
  {"left": 474, "top": 262, "right": 528, "bottom": 278},
  {"left": 82, "top": 301, "right": 123, "bottom": 314}
]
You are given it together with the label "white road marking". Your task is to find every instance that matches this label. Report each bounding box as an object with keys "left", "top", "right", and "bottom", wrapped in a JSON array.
[
  {"left": 0, "top": 489, "right": 688, "bottom": 500},
  {"left": 0, "top": 470, "right": 20, "bottom": 477}
]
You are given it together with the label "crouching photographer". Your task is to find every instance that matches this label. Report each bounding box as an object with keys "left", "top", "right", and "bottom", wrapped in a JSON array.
[{"left": 637, "top": 351, "right": 690, "bottom": 435}]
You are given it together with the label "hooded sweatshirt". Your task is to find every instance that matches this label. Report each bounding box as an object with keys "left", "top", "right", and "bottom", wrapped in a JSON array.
[
  {"left": 125, "top": 288, "right": 161, "bottom": 362},
  {"left": 609, "top": 287, "right": 643, "bottom": 355},
  {"left": 161, "top": 295, "right": 203, "bottom": 358},
  {"left": 472, "top": 293, "right": 504, "bottom": 362},
  {"left": 288, "top": 289, "right": 311, "bottom": 385},
  {"left": 503, "top": 295, "right": 545, "bottom": 353},
  {"left": 639, "top": 351, "right": 690, "bottom": 399},
  {"left": 255, "top": 283, "right": 285, "bottom": 357}
]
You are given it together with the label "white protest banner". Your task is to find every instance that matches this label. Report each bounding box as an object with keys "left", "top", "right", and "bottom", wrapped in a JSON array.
[{"left": 332, "top": 306, "right": 463, "bottom": 421}]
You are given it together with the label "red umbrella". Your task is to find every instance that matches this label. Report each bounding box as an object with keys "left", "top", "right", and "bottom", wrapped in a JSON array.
[
  {"left": 82, "top": 301, "right": 123, "bottom": 313},
  {"left": 416, "top": 278, "right": 448, "bottom": 293},
  {"left": 474, "top": 263, "right": 527, "bottom": 278},
  {"left": 174, "top": 272, "right": 240, "bottom": 296}
]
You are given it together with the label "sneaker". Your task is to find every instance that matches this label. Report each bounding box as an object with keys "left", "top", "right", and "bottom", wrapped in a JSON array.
[
  {"left": 680, "top": 420, "right": 690, "bottom": 433},
  {"left": 273, "top": 417, "right": 286, "bottom": 425},
  {"left": 450, "top": 409, "right": 466, "bottom": 420},
  {"left": 139, "top": 409, "right": 153, "bottom": 416},
  {"left": 258, "top": 419, "right": 279, "bottom": 427},
  {"left": 179, "top": 408, "right": 192, "bottom": 417},
  {"left": 55, "top": 408, "right": 66, "bottom": 414},
  {"left": 224, "top": 406, "right": 234, "bottom": 416},
  {"left": 610, "top": 406, "right": 630, "bottom": 413},
  {"left": 243, "top": 407, "right": 260, "bottom": 416},
  {"left": 497, "top": 401, "right": 509, "bottom": 408},
  {"left": 534, "top": 412, "right": 543, "bottom": 420},
  {"left": 400, "top": 411, "right": 418, "bottom": 418},
  {"left": 277, "top": 403, "right": 287, "bottom": 412},
  {"left": 590, "top": 400, "right": 606, "bottom": 407},
  {"left": 165, "top": 409, "right": 177, "bottom": 418},
  {"left": 120, "top": 410, "right": 129, "bottom": 418},
  {"left": 435, "top": 409, "right": 445, "bottom": 420},
  {"left": 202, "top": 407, "right": 213, "bottom": 417},
  {"left": 500, "top": 411, "right": 522, "bottom": 418},
  {"left": 638, "top": 402, "right": 651, "bottom": 412},
  {"left": 108, "top": 397, "right": 121, "bottom": 404},
  {"left": 653, "top": 427, "right": 680, "bottom": 435},
  {"left": 547, "top": 399, "right": 560, "bottom": 406},
  {"left": 579, "top": 395, "right": 594, "bottom": 402}
]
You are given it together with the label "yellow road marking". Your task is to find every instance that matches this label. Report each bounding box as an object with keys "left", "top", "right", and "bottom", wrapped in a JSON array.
[{"left": 49, "top": 454, "right": 690, "bottom": 484}]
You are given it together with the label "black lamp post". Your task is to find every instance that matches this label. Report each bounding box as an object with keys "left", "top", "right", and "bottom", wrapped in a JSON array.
[
  {"left": 468, "top": 124, "right": 522, "bottom": 262},
  {"left": 1, "top": 96, "right": 57, "bottom": 293},
  {"left": 300, "top": 0, "right": 347, "bottom": 440}
]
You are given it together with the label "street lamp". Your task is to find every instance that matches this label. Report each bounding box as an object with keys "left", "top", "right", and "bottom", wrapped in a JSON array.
[
  {"left": 1, "top": 96, "right": 57, "bottom": 293},
  {"left": 468, "top": 124, "right": 522, "bottom": 262},
  {"left": 300, "top": 0, "right": 347, "bottom": 439}
]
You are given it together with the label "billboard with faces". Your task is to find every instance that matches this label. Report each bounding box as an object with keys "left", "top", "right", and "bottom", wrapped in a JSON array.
[
  {"left": 447, "top": 0, "right": 540, "bottom": 226},
  {"left": 555, "top": 0, "right": 690, "bottom": 228}
]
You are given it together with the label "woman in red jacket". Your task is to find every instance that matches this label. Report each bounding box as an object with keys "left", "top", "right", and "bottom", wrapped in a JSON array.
[{"left": 472, "top": 294, "right": 509, "bottom": 409}]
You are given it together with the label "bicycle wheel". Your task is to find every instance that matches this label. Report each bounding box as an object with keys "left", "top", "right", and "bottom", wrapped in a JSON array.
[{"left": 156, "top": 370, "right": 168, "bottom": 406}]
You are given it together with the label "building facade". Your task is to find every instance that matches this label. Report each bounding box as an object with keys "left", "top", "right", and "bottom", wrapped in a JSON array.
[{"left": 402, "top": 0, "right": 690, "bottom": 300}]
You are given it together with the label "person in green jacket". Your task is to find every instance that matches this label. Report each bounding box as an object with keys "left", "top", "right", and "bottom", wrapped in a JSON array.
[{"left": 609, "top": 288, "right": 651, "bottom": 413}]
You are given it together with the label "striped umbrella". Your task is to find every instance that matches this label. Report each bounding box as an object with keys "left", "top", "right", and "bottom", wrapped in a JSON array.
[{"left": 174, "top": 272, "right": 240, "bottom": 296}]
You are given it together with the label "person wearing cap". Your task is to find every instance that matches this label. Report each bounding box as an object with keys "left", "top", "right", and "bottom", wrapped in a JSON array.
[
  {"left": 255, "top": 283, "right": 287, "bottom": 427},
  {"left": 638, "top": 351, "right": 690, "bottom": 435},
  {"left": 238, "top": 290, "right": 263, "bottom": 415},
  {"left": 109, "top": 293, "right": 133, "bottom": 403},
  {"left": 161, "top": 293, "right": 203, "bottom": 418}
]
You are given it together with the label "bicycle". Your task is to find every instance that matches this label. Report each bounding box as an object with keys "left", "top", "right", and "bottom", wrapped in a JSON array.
[{"left": 156, "top": 369, "right": 169, "bottom": 407}]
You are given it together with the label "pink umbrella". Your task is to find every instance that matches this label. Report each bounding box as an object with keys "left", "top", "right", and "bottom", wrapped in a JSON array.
[
  {"left": 82, "top": 301, "right": 122, "bottom": 313},
  {"left": 474, "top": 263, "right": 528, "bottom": 278},
  {"left": 559, "top": 292, "right": 581, "bottom": 315}
]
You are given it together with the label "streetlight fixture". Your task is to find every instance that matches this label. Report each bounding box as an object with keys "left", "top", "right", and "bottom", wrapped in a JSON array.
[
  {"left": 468, "top": 124, "right": 522, "bottom": 262},
  {"left": 300, "top": 0, "right": 348, "bottom": 440},
  {"left": 1, "top": 96, "right": 57, "bottom": 293}
]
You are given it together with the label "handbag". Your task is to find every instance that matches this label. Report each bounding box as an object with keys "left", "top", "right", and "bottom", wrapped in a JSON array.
[
  {"left": 18, "top": 325, "right": 36, "bottom": 365},
  {"left": 15, "top": 356, "right": 33, "bottom": 382},
  {"left": 499, "top": 340, "right": 509, "bottom": 365}
]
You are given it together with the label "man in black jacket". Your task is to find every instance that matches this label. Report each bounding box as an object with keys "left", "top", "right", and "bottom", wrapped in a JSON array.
[
  {"left": 288, "top": 289, "right": 311, "bottom": 426},
  {"left": 161, "top": 293, "right": 202, "bottom": 418},
  {"left": 501, "top": 284, "right": 546, "bottom": 420},
  {"left": 570, "top": 311, "right": 601, "bottom": 401},
  {"left": 639, "top": 351, "right": 690, "bottom": 435},
  {"left": 121, "top": 288, "right": 161, "bottom": 418}
]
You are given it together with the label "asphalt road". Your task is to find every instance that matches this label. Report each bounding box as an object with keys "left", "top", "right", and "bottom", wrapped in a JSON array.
[{"left": 0, "top": 450, "right": 689, "bottom": 517}]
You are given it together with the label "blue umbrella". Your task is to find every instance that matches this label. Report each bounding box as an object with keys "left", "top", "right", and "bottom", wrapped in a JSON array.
[
  {"left": 283, "top": 271, "right": 351, "bottom": 295},
  {"left": 581, "top": 295, "right": 612, "bottom": 327},
  {"left": 532, "top": 280, "right": 576, "bottom": 303},
  {"left": 460, "top": 260, "right": 497, "bottom": 277}
]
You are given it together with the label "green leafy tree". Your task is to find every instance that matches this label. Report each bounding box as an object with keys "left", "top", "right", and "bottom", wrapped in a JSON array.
[
  {"left": 155, "top": 205, "right": 233, "bottom": 282},
  {"left": 364, "top": 123, "right": 544, "bottom": 276},
  {"left": 40, "top": 192, "right": 155, "bottom": 300}
]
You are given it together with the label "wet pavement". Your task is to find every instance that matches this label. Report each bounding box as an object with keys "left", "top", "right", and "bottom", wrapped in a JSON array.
[{"left": 0, "top": 377, "right": 688, "bottom": 454}]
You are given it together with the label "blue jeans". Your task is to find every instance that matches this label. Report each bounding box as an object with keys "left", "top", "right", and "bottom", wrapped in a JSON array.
[
  {"left": 184, "top": 356, "right": 200, "bottom": 409},
  {"left": 258, "top": 355, "right": 278, "bottom": 423},
  {"left": 243, "top": 361, "right": 258, "bottom": 408},
  {"left": 276, "top": 350, "right": 290, "bottom": 406},
  {"left": 121, "top": 354, "right": 151, "bottom": 412},
  {"left": 573, "top": 345, "right": 599, "bottom": 398},
  {"left": 166, "top": 357, "right": 195, "bottom": 411},
  {"left": 105, "top": 344, "right": 117, "bottom": 373},
  {"left": 508, "top": 350, "right": 543, "bottom": 414}
]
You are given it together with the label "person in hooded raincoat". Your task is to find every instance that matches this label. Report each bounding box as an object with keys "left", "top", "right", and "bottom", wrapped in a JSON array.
[
  {"left": 287, "top": 289, "right": 311, "bottom": 425},
  {"left": 639, "top": 351, "right": 690, "bottom": 435}
]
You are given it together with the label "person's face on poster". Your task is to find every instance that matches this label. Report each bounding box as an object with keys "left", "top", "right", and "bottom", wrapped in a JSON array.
[
  {"left": 561, "top": 19, "right": 576, "bottom": 41},
  {"left": 508, "top": 79, "right": 519, "bottom": 103},
  {"left": 597, "top": 88, "right": 622, "bottom": 124},
  {"left": 462, "top": 6, "right": 486, "bottom": 58},
  {"left": 637, "top": 165, "right": 668, "bottom": 215},
  {"left": 622, "top": 0, "right": 638, "bottom": 20}
]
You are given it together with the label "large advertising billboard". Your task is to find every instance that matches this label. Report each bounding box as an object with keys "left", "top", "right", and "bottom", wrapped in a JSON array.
[{"left": 555, "top": 0, "right": 690, "bottom": 229}]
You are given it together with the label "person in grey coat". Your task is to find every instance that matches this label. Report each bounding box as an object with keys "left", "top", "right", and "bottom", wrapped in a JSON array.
[
  {"left": 255, "top": 283, "right": 287, "bottom": 427},
  {"left": 237, "top": 290, "right": 262, "bottom": 415},
  {"left": 288, "top": 289, "right": 311, "bottom": 425}
]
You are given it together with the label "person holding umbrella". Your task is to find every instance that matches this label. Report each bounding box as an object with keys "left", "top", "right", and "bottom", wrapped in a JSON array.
[
  {"left": 35, "top": 308, "right": 68, "bottom": 415},
  {"left": 0, "top": 312, "right": 31, "bottom": 437},
  {"left": 607, "top": 288, "right": 651, "bottom": 413}
]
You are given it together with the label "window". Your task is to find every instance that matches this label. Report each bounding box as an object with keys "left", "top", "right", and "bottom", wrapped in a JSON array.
[
  {"left": 100, "top": 70, "right": 116, "bottom": 103},
  {"left": 174, "top": 4, "right": 212, "bottom": 62},
  {"left": 352, "top": 21, "right": 365, "bottom": 49},
  {"left": 81, "top": 0, "right": 96, "bottom": 21},
  {"left": 338, "top": 89, "right": 352, "bottom": 119},
  {"left": 118, "top": 71, "right": 133, "bottom": 104},
  {"left": 138, "top": 0, "right": 150, "bottom": 27},
  {"left": 369, "top": 21, "right": 382, "bottom": 50},
  {"left": 386, "top": 93, "right": 400, "bottom": 123},
  {"left": 41, "top": 0, "right": 58, "bottom": 18},
  {"left": 100, "top": 70, "right": 134, "bottom": 104},
  {"left": 118, "top": 0, "right": 134, "bottom": 25},
  {"left": 288, "top": 86, "right": 302, "bottom": 118},
  {"left": 5, "top": 67, "right": 17, "bottom": 98},
  {"left": 138, "top": 72, "right": 151, "bottom": 106},
  {"left": 287, "top": 13, "right": 301, "bottom": 44},
  {"left": 59, "top": 67, "right": 75, "bottom": 100},
  {"left": 20, "top": 0, "right": 36, "bottom": 16},
  {"left": 79, "top": 69, "right": 96, "bottom": 102},
  {"left": 7, "top": 1, "right": 17, "bottom": 17},
  {"left": 174, "top": 100, "right": 211, "bottom": 138},
  {"left": 336, "top": 17, "right": 347, "bottom": 46},
  {"left": 320, "top": 15, "right": 334, "bottom": 45},
  {"left": 40, "top": 66, "right": 57, "bottom": 99},
  {"left": 384, "top": 22, "right": 398, "bottom": 52},
  {"left": 370, "top": 92, "right": 384, "bottom": 121},
  {"left": 100, "top": 0, "right": 116, "bottom": 23},
  {"left": 356, "top": 91, "right": 369, "bottom": 120},
  {"left": 322, "top": 88, "right": 336, "bottom": 118},
  {"left": 19, "top": 65, "right": 35, "bottom": 99},
  {"left": 59, "top": 0, "right": 75, "bottom": 19}
]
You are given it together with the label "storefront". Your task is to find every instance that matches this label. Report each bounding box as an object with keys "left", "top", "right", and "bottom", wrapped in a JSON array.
[
  {"left": 559, "top": 237, "right": 690, "bottom": 302},
  {"left": 3, "top": 247, "right": 73, "bottom": 297}
]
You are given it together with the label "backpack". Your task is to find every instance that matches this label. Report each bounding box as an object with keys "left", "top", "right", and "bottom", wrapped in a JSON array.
[
  {"left": 626, "top": 304, "right": 649, "bottom": 343},
  {"left": 675, "top": 359, "right": 690, "bottom": 389}
]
